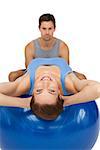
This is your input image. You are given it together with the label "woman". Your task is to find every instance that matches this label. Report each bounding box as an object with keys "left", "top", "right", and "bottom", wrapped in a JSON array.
[{"left": 0, "top": 58, "right": 100, "bottom": 120}]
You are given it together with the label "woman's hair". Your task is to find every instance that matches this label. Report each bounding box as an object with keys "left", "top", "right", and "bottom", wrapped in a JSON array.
[
  {"left": 39, "top": 13, "right": 56, "bottom": 29},
  {"left": 30, "top": 95, "right": 64, "bottom": 120}
]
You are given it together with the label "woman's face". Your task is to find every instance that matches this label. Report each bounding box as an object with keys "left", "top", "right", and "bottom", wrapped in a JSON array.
[{"left": 33, "top": 74, "right": 59, "bottom": 105}]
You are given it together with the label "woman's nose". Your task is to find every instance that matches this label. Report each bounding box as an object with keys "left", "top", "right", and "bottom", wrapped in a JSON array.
[{"left": 43, "top": 80, "right": 49, "bottom": 88}]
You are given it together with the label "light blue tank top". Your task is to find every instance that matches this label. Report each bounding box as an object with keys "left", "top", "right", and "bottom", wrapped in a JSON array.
[
  {"left": 27, "top": 58, "right": 72, "bottom": 96},
  {"left": 33, "top": 38, "right": 61, "bottom": 57}
]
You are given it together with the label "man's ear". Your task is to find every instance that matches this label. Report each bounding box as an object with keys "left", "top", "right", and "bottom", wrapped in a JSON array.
[{"left": 54, "top": 27, "right": 56, "bottom": 32}]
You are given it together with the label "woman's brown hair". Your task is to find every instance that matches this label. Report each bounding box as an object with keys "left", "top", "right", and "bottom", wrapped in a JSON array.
[{"left": 30, "top": 96, "right": 64, "bottom": 120}]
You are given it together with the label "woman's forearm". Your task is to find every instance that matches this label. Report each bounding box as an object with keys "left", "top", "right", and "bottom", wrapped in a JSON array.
[
  {"left": 0, "top": 93, "right": 31, "bottom": 108},
  {"left": 63, "top": 84, "right": 100, "bottom": 106}
]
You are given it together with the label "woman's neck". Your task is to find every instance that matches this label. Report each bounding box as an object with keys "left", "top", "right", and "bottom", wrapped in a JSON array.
[
  {"left": 35, "top": 65, "right": 60, "bottom": 79},
  {"left": 35, "top": 66, "right": 63, "bottom": 94}
]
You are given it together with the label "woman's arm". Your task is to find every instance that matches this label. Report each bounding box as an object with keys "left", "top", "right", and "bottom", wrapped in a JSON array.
[
  {"left": 0, "top": 73, "right": 30, "bottom": 96},
  {"left": 0, "top": 93, "right": 31, "bottom": 108},
  {"left": 62, "top": 73, "right": 100, "bottom": 106},
  {"left": 0, "top": 73, "right": 31, "bottom": 108}
]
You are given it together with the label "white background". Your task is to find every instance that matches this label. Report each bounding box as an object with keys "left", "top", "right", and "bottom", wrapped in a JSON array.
[{"left": 0, "top": 0, "right": 100, "bottom": 149}]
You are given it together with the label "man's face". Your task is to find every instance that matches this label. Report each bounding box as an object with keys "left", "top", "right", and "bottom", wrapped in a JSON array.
[{"left": 39, "top": 21, "right": 55, "bottom": 41}]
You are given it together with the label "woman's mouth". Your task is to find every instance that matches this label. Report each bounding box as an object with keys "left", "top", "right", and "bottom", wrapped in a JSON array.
[{"left": 41, "top": 76, "right": 52, "bottom": 81}]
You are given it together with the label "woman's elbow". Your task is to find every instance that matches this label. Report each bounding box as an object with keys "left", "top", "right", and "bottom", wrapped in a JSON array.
[{"left": 97, "top": 84, "right": 100, "bottom": 97}]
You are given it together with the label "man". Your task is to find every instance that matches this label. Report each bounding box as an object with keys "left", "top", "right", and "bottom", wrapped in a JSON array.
[{"left": 9, "top": 13, "right": 86, "bottom": 82}]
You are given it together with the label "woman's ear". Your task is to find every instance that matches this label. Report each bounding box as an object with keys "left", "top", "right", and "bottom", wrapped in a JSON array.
[
  {"left": 58, "top": 95, "right": 64, "bottom": 105},
  {"left": 58, "top": 88, "right": 63, "bottom": 96},
  {"left": 59, "top": 94, "right": 62, "bottom": 99}
]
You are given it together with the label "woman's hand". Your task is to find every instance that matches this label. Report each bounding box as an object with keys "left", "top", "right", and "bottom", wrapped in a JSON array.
[
  {"left": 60, "top": 95, "right": 68, "bottom": 100},
  {"left": 23, "top": 96, "right": 32, "bottom": 108},
  {"left": 60, "top": 95, "right": 71, "bottom": 106}
]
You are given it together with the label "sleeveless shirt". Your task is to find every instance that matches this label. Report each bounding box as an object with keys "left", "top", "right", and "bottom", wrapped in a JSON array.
[
  {"left": 27, "top": 58, "right": 72, "bottom": 96},
  {"left": 33, "top": 38, "right": 61, "bottom": 58}
]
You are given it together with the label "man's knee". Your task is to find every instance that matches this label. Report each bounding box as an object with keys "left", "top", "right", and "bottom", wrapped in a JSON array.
[
  {"left": 8, "top": 70, "right": 26, "bottom": 82},
  {"left": 73, "top": 71, "right": 87, "bottom": 80},
  {"left": 8, "top": 72, "right": 17, "bottom": 82}
]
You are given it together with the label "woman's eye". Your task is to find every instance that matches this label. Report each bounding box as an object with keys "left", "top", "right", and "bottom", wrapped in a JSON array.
[
  {"left": 36, "top": 89, "right": 42, "bottom": 93},
  {"left": 50, "top": 89, "right": 55, "bottom": 93}
]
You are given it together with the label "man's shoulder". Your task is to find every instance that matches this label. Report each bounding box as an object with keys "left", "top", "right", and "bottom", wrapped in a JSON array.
[
  {"left": 58, "top": 39, "right": 69, "bottom": 56},
  {"left": 55, "top": 38, "right": 68, "bottom": 49},
  {"left": 60, "top": 40, "right": 68, "bottom": 48},
  {"left": 25, "top": 38, "right": 39, "bottom": 50}
]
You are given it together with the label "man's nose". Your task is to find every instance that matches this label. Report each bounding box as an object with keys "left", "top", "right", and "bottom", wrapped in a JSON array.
[{"left": 46, "top": 29, "right": 49, "bottom": 34}]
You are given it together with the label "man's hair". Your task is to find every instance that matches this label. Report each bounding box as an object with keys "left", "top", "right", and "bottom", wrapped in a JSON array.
[
  {"left": 39, "top": 13, "right": 56, "bottom": 29},
  {"left": 30, "top": 96, "right": 64, "bottom": 120}
]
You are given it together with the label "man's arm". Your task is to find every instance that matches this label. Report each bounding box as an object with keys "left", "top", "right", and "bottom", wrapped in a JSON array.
[
  {"left": 59, "top": 41, "right": 70, "bottom": 64},
  {"left": 8, "top": 41, "right": 35, "bottom": 82},
  {"left": 25, "top": 41, "right": 35, "bottom": 68},
  {"left": 59, "top": 41, "right": 86, "bottom": 80},
  {"left": 62, "top": 73, "right": 100, "bottom": 106}
]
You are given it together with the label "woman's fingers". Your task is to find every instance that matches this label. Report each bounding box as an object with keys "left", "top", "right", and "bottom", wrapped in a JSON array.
[{"left": 60, "top": 95, "right": 68, "bottom": 100}]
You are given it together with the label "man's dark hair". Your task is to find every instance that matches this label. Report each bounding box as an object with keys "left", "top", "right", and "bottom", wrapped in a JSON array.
[
  {"left": 30, "top": 96, "right": 64, "bottom": 120},
  {"left": 39, "top": 13, "right": 56, "bottom": 29}
]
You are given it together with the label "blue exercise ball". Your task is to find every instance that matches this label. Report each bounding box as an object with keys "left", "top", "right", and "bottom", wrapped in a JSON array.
[{"left": 0, "top": 99, "right": 99, "bottom": 150}]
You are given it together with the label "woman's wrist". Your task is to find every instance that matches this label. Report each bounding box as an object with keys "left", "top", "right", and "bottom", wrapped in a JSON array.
[{"left": 21, "top": 97, "right": 32, "bottom": 108}]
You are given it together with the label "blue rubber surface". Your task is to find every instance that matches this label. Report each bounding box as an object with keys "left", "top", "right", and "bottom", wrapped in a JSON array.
[{"left": 0, "top": 100, "right": 99, "bottom": 150}]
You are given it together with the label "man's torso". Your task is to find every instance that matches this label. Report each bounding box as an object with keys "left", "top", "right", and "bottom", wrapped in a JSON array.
[{"left": 33, "top": 37, "right": 61, "bottom": 58}]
